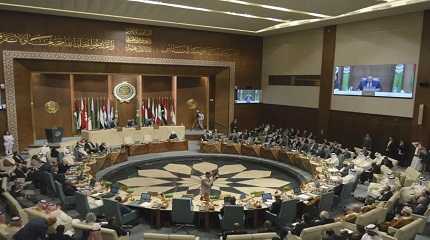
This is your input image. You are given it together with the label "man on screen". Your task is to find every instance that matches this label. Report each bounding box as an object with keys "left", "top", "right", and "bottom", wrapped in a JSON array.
[{"left": 357, "top": 76, "right": 382, "bottom": 91}]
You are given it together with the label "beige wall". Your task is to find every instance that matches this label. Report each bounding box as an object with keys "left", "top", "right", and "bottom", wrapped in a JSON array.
[
  {"left": 331, "top": 13, "right": 423, "bottom": 118},
  {"left": 262, "top": 29, "right": 323, "bottom": 108}
]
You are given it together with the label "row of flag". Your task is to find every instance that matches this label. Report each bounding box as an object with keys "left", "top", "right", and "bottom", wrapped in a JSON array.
[
  {"left": 139, "top": 96, "right": 176, "bottom": 126},
  {"left": 73, "top": 96, "right": 177, "bottom": 131},
  {"left": 74, "top": 97, "right": 117, "bottom": 131}
]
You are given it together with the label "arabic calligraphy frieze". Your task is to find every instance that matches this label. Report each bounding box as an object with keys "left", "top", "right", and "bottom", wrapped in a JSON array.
[
  {"left": 125, "top": 28, "right": 152, "bottom": 53},
  {"left": 0, "top": 32, "right": 115, "bottom": 50},
  {"left": 160, "top": 43, "right": 238, "bottom": 58},
  {"left": 0, "top": 30, "right": 238, "bottom": 58}
]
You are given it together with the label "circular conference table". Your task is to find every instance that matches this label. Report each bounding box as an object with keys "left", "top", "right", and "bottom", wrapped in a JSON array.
[
  {"left": 88, "top": 147, "right": 333, "bottom": 230},
  {"left": 200, "top": 141, "right": 322, "bottom": 176},
  {"left": 91, "top": 189, "right": 272, "bottom": 230}
]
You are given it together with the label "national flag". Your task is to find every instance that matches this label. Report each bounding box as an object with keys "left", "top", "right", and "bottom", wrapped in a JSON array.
[
  {"left": 158, "top": 99, "right": 162, "bottom": 124},
  {"left": 148, "top": 97, "right": 153, "bottom": 121},
  {"left": 73, "top": 99, "right": 78, "bottom": 130},
  {"left": 90, "top": 97, "right": 95, "bottom": 129},
  {"left": 170, "top": 99, "right": 176, "bottom": 125},
  {"left": 102, "top": 102, "right": 107, "bottom": 129},
  {"left": 80, "top": 97, "right": 86, "bottom": 130},
  {"left": 152, "top": 98, "right": 156, "bottom": 124},
  {"left": 110, "top": 104, "right": 114, "bottom": 128},
  {"left": 114, "top": 107, "right": 119, "bottom": 127},
  {"left": 99, "top": 99, "right": 105, "bottom": 129},
  {"left": 83, "top": 98, "right": 88, "bottom": 130},
  {"left": 107, "top": 99, "right": 111, "bottom": 127},
  {"left": 341, "top": 66, "right": 351, "bottom": 91},
  {"left": 141, "top": 99, "right": 146, "bottom": 126},
  {"left": 144, "top": 103, "right": 148, "bottom": 125},
  {"left": 392, "top": 64, "right": 404, "bottom": 93},
  {"left": 95, "top": 98, "right": 99, "bottom": 129}
]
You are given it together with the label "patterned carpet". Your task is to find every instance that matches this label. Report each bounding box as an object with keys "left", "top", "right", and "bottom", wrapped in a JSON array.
[{"left": 115, "top": 161, "right": 293, "bottom": 198}]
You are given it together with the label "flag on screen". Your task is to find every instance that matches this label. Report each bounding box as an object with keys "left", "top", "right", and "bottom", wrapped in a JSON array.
[
  {"left": 341, "top": 66, "right": 351, "bottom": 91},
  {"left": 392, "top": 64, "right": 404, "bottom": 93}
]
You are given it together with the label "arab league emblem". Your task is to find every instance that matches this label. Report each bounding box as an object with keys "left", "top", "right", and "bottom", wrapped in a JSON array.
[
  {"left": 45, "top": 101, "right": 60, "bottom": 114},
  {"left": 113, "top": 82, "right": 136, "bottom": 103}
]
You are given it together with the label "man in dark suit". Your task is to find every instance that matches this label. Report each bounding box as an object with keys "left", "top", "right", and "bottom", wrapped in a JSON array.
[
  {"left": 270, "top": 195, "right": 282, "bottom": 215},
  {"left": 357, "top": 76, "right": 382, "bottom": 91},
  {"left": 48, "top": 225, "right": 73, "bottom": 240},
  {"left": 101, "top": 217, "right": 128, "bottom": 237},
  {"left": 314, "top": 211, "right": 335, "bottom": 226},
  {"left": 291, "top": 213, "right": 316, "bottom": 236},
  {"left": 222, "top": 223, "right": 247, "bottom": 240},
  {"left": 385, "top": 137, "right": 397, "bottom": 159},
  {"left": 13, "top": 217, "right": 56, "bottom": 240},
  {"left": 377, "top": 186, "right": 394, "bottom": 202}
]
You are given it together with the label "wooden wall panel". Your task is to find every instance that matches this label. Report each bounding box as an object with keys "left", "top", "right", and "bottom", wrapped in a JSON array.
[
  {"left": 412, "top": 10, "right": 430, "bottom": 145},
  {"left": 142, "top": 76, "right": 172, "bottom": 98},
  {"left": 110, "top": 74, "right": 138, "bottom": 127},
  {"left": 234, "top": 104, "right": 263, "bottom": 130},
  {"left": 328, "top": 110, "right": 411, "bottom": 152},
  {"left": 74, "top": 74, "right": 108, "bottom": 98},
  {"left": 214, "top": 69, "right": 231, "bottom": 133},
  {"left": 318, "top": 26, "right": 337, "bottom": 138},
  {"left": 176, "top": 77, "right": 209, "bottom": 128},
  {"left": 261, "top": 104, "right": 318, "bottom": 134},
  {"left": 14, "top": 61, "right": 33, "bottom": 149},
  {"left": 32, "top": 74, "right": 72, "bottom": 139}
]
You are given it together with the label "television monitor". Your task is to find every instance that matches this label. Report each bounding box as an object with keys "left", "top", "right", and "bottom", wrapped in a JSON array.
[
  {"left": 333, "top": 63, "right": 416, "bottom": 98},
  {"left": 235, "top": 89, "right": 262, "bottom": 103}
]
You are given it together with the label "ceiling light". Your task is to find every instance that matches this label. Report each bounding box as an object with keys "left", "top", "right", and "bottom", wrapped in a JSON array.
[
  {"left": 224, "top": 12, "right": 286, "bottom": 22},
  {"left": 256, "top": 19, "right": 321, "bottom": 33},
  {"left": 219, "top": 0, "right": 251, "bottom": 5},
  {"left": 129, "top": 0, "right": 289, "bottom": 22},
  {"left": 129, "top": 0, "right": 212, "bottom": 12},
  {"left": 217, "top": 0, "right": 331, "bottom": 18}
]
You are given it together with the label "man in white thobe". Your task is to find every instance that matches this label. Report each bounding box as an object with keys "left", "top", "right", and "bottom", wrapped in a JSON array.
[
  {"left": 3, "top": 131, "right": 14, "bottom": 156},
  {"left": 361, "top": 224, "right": 382, "bottom": 240},
  {"left": 200, "top": 171, "right": 216, "bottom": 201}
]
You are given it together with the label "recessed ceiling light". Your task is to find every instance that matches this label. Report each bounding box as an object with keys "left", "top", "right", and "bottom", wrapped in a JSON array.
[
  {"left": 129, "top": 0, "right": 289, "bottom": 22},
  {"left": 129, "top": 0, "right": 212, "bottom": 12},
  {"left": 217, "top": 0, "right": 331, "bottom": 18}
]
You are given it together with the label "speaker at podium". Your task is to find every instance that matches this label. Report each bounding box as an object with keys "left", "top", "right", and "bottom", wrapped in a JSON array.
[{"left": 45, "top": 127, "right": 64, "bottom": 143}]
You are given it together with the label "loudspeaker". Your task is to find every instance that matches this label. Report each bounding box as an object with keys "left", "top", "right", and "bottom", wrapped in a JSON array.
[{"left": 45, "top": 128, "right": 64, "bottom": 143}]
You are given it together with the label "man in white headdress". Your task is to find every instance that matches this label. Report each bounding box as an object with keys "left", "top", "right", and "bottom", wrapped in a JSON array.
[
  {"left": 328, "top": 153, "right": 339, "bottom": 167},
  {"left": 40, "top": 145, "right": 51, "bottom": 158},
  {"left": 361, "top": 224, "right": 381, "bottom": 240},
  {"left": 411, "top": 142, "right": 425, "bottom": 171},
  {"left": 3, "top": 131, "right": 14, "bottom": 156},
  {"left": 343, "top": 168, "right": 358, "bottom": 184},
  {"left": 200, "top": 170, "right": 217, "bottom": 201},
  {"left": 196, "top": 109, "right": 205, "bottom": 130}
]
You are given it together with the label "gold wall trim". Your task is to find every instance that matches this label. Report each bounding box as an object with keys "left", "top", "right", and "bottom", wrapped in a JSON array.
[{"left": 3, "top": 50, "right": 235, "bottom": 150}]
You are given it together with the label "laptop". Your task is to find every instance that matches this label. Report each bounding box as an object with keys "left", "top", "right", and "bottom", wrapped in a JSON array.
[
  {"left": 224, "top": 196, "right": 234, "bottom": 205},
  {"left": 100, "top": 185, "right": 119, "bottom": 198},
  {"left": 139, "top": 192, "right": 152, "bottom": 203},
  {"left": 240, "top": 194, "right": 247, "bottom": 200},
  {"left": 261, "top": 193, "right": 272, "bottom": 202}
]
